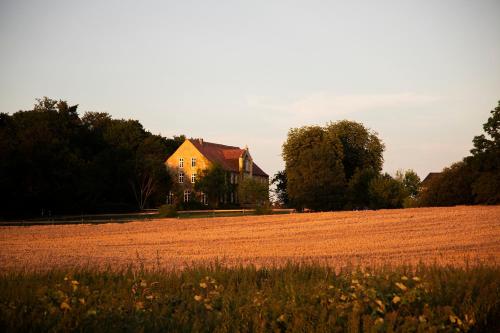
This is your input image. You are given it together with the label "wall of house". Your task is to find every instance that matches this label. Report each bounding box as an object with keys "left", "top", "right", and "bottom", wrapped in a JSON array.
[{"left": 165, "top": 140, "right": 211, "bottom": 191}]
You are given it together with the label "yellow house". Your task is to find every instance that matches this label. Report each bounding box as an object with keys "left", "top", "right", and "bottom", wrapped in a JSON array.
[{"left": 165, "top": 138, "right": 268, "bottom": 205}]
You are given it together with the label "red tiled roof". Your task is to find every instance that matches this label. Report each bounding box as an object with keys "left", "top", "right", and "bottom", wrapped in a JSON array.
[{"left": 189, "top": 139, "right": 268, "bottom": 177}]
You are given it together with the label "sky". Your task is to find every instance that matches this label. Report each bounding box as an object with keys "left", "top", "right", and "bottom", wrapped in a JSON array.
[{"left": 1, "top": 0, "right": 499, "bottom": 180}]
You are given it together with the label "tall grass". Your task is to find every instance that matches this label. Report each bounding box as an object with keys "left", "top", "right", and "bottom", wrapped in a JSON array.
[{"left": 0, "top": 263, "right": 498, "bottom": 332}]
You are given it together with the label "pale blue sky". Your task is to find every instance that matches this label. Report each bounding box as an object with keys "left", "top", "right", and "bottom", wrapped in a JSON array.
[{"left": 1, "top": 0, "right": 499, "bottom": 179}]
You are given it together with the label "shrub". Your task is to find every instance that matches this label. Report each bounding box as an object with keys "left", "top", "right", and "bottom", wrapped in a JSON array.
[
  {"left": 254, "top": 202, "right": 272, "bottom": 215},
  {"left": 158, "top": 204, "right": 178, "bottom": 217}
]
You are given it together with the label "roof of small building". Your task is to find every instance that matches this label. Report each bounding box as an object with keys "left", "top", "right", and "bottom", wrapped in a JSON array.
[
  {"left": 421, "top": 172, "right": 441, "bottom": 186},
  {"left": 189, "top": 139, "right": 268, "bottom": 177}
]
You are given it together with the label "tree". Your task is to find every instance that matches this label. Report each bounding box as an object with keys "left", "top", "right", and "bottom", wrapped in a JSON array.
[
  {"left": 271, "top": 170, "right": 289, "bottom": 207},
  {"left": 469, "top": 100, "right": 500, "bottom": 204},
  {"left": 345, "top": 168, "right": 378, "bottom": 209},
  {"left": 194, "top": 163, "right": 229, "bottom": 208},
  {"left": 418, "top": 161, "right": 476, "bottom": 207},
  {"left": 471, "top": 100, "right": 500, "bottom": 155},
  {"left": 282, "top": 125, "right": 346, "bottom": 211},
  {"left": 326, "top": 120, "right": 385, "bottom": 181},
  {"left": 368, "top": 173, "right": 407, "bottom": 209},
  {"left": 395, "top": 169, "right": 421, "bottom": 198},
  {"left": 238, "top": 177, "right": 269, "bottom": 206},
  {"left": 0, "top": 97, "right": 182, "bottom": 218},
  {"left": 130, "top": 135, "right": 172, "bottom": 210}
]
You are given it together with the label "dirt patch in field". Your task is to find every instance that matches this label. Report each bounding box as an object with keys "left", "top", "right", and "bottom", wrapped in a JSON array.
[{"left": 1, "top": 206, "right": 499, "bottom": 271}]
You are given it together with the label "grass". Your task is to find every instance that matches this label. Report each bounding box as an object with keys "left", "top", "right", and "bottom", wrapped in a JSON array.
[
  {"left": 0, "top": 210, "right": 289, "bottom": 226},
  {"left": 1, "top": 263, "right": 498, "bottom": 332}
]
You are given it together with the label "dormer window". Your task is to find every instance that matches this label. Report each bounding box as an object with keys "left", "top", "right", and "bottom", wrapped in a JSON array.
[
  {"left": 191, "top": 157, "right": 196, "bottom": 167},
  {"left": 179, "top": 158, "right": 184, "bottom": 168}
]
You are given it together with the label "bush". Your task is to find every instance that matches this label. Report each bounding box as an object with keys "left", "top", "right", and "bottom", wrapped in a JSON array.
[
  {"left": 254, "top": 202, "right": 272, "bottom": 215},
  {"left": 158, "top": 204, "right": 178, "bottom": 217},
  {"left": 0, "top": 264, "right": 498, "bottom": 332}
]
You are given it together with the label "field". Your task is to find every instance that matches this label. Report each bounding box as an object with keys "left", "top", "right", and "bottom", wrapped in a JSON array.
[
  {"left": 1, "top": 205, "right": 499, "bottom": 271},
  {"left": 1, "top": 205, "right": 500, "bottom": 332}
]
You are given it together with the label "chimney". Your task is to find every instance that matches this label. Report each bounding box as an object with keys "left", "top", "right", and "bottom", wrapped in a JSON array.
[{"left": 198, "top": 138, "right": 203, "bottom": 145}]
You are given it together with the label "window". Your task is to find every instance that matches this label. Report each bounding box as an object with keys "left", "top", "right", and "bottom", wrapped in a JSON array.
[
  {"left": 191, "top": 173, "right": 196, "bottom": 183},
  {"left": 201, "top": 192, "right": 208, "bottom": 205},
  {"left": 166, "top": 191, "right": 174, "bottom": 205},
  {"left": 191, "top": 157, "right": 196, "bottom": 167},
  {"left": 184, "top": 190, "right": 190, "bottom": 203},
  {"left": 179, "top": 158, "right": 184, "bottom": 168},
  {"left": 179, "top": 171, "right": 184, "bottom": 183}
]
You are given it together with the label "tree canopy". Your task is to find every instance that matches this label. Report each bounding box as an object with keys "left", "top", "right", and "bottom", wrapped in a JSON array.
[{"left": 0, "top": 97, "right": 183, "bottom": 218}]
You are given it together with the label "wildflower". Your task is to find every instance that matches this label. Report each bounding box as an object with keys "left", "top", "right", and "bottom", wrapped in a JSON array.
[
  {"left": 375, "top": 299, "right": 385, "bottom": 312},
  {"left": 60, "top": 301, "right": 71, "bottom": 311},
  {"left": 135, "top": 301, "right": 144, "bottom": 310},
  {"left": 395, "top": 282, "right": 408, "bottom": 291},
  {"left": 277, "top": 314, "right": 286, "bottom": 322}
]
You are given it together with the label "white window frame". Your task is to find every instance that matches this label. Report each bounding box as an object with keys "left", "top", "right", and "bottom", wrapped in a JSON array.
[
  {"left": 179, "top": 157, "right": 184, "bottom": 168},
  {"left": 191, "top": 173, "right": 196, "bottom": 183},
  {"left": 201, "top": 192, "right": 208, "bottom": 205},
  {"left": 191, "top": 157, "right": 196, "bottom": 167},
  {"left": 166, "top": 191, "right": 174, "bottom": 205},
  {"left": 179, "top": 171, "right": 184, "bottom": 183},
  {"left": 184, "top": 190, "right": 190, "bottom": 203}
]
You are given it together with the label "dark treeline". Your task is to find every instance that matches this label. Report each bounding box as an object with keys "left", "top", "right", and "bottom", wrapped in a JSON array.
[
  {"left": 0, "top": 97, "right": 183, "bottom": 219},
  {"left": 418, "top": 100, "right": 500, "bottom": 206}
]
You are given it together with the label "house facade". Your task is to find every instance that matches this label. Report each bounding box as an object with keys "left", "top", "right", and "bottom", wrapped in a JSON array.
[{"left": 165, "top": 138, "right": 268, "bottom": 206}]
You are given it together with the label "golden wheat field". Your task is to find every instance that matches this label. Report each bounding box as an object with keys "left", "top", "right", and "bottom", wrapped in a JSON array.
[{"left": 0, "top": 206, "right": 499, "bottom": 271}]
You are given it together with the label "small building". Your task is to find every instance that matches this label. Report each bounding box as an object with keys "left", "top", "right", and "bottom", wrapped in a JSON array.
[
  {"left": 420, "top": 172, "right": 441, "bottom": 190},
  {"left": 165, "top": 138, "right": 268, "bottom": 205}
]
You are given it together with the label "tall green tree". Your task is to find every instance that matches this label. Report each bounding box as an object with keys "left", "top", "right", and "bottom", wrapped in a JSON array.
[
  {"left": 326, "top": 120, "right": 385, "bottom": 181},
  {"left": 368, "top": 173, "right": 407, "bottom": 209},
  {"left": 194, "top": 163, "right": 229, "bottom": 208},
  {"left": 282, "top": 125, "right": 346, "bottom": 211},
  {"left": 238, "top": 177, "right": 269, "bottom": 206},
  {"left": 271, "top": 170, "right": 289, "bottom": 207}
]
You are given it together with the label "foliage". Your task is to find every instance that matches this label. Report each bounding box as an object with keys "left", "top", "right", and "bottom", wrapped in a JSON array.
[
  {"left": 368, "top": 173, "right": 407, "bottom": 209},
  {"left": 395, "top": 169, "right": 421, "bottom": 198},
  {"left": 0, "top": 264, "right": 498, "bottom": 332},
  {"left": 282, "top": 121, "right": 387, "bottom": 211},
  {"left": 158, "top": 204, "right": 178, "bottom": 218},
  {"left": 345, "top": 168, "right": 378, "bottom": 209},
  {"left": 238, "top": 177, "right": 269, "bottom": 206},
  {"left": 282, "top": 125, "right": 346, "bottom": 211},
  {"left": 326, "top": 120, "right": 385, "bottom": 180},
  {"left": 0, "top": 97, "right": 183, "bottom": 218},
  {"left": 271, "top": 170, "right": 289, "bottom": 207},
  {"left": 418, "top": 162, "right": 476, "bottom": 207},
  {"left": 420, "top": 100, "right": 500, "bottom": 206},
  {"left": 194, "top": 163, "right": 229, "bottom": 208},
  {"left": 254, "top": 202, "right": 273, "bottom": 215}
]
